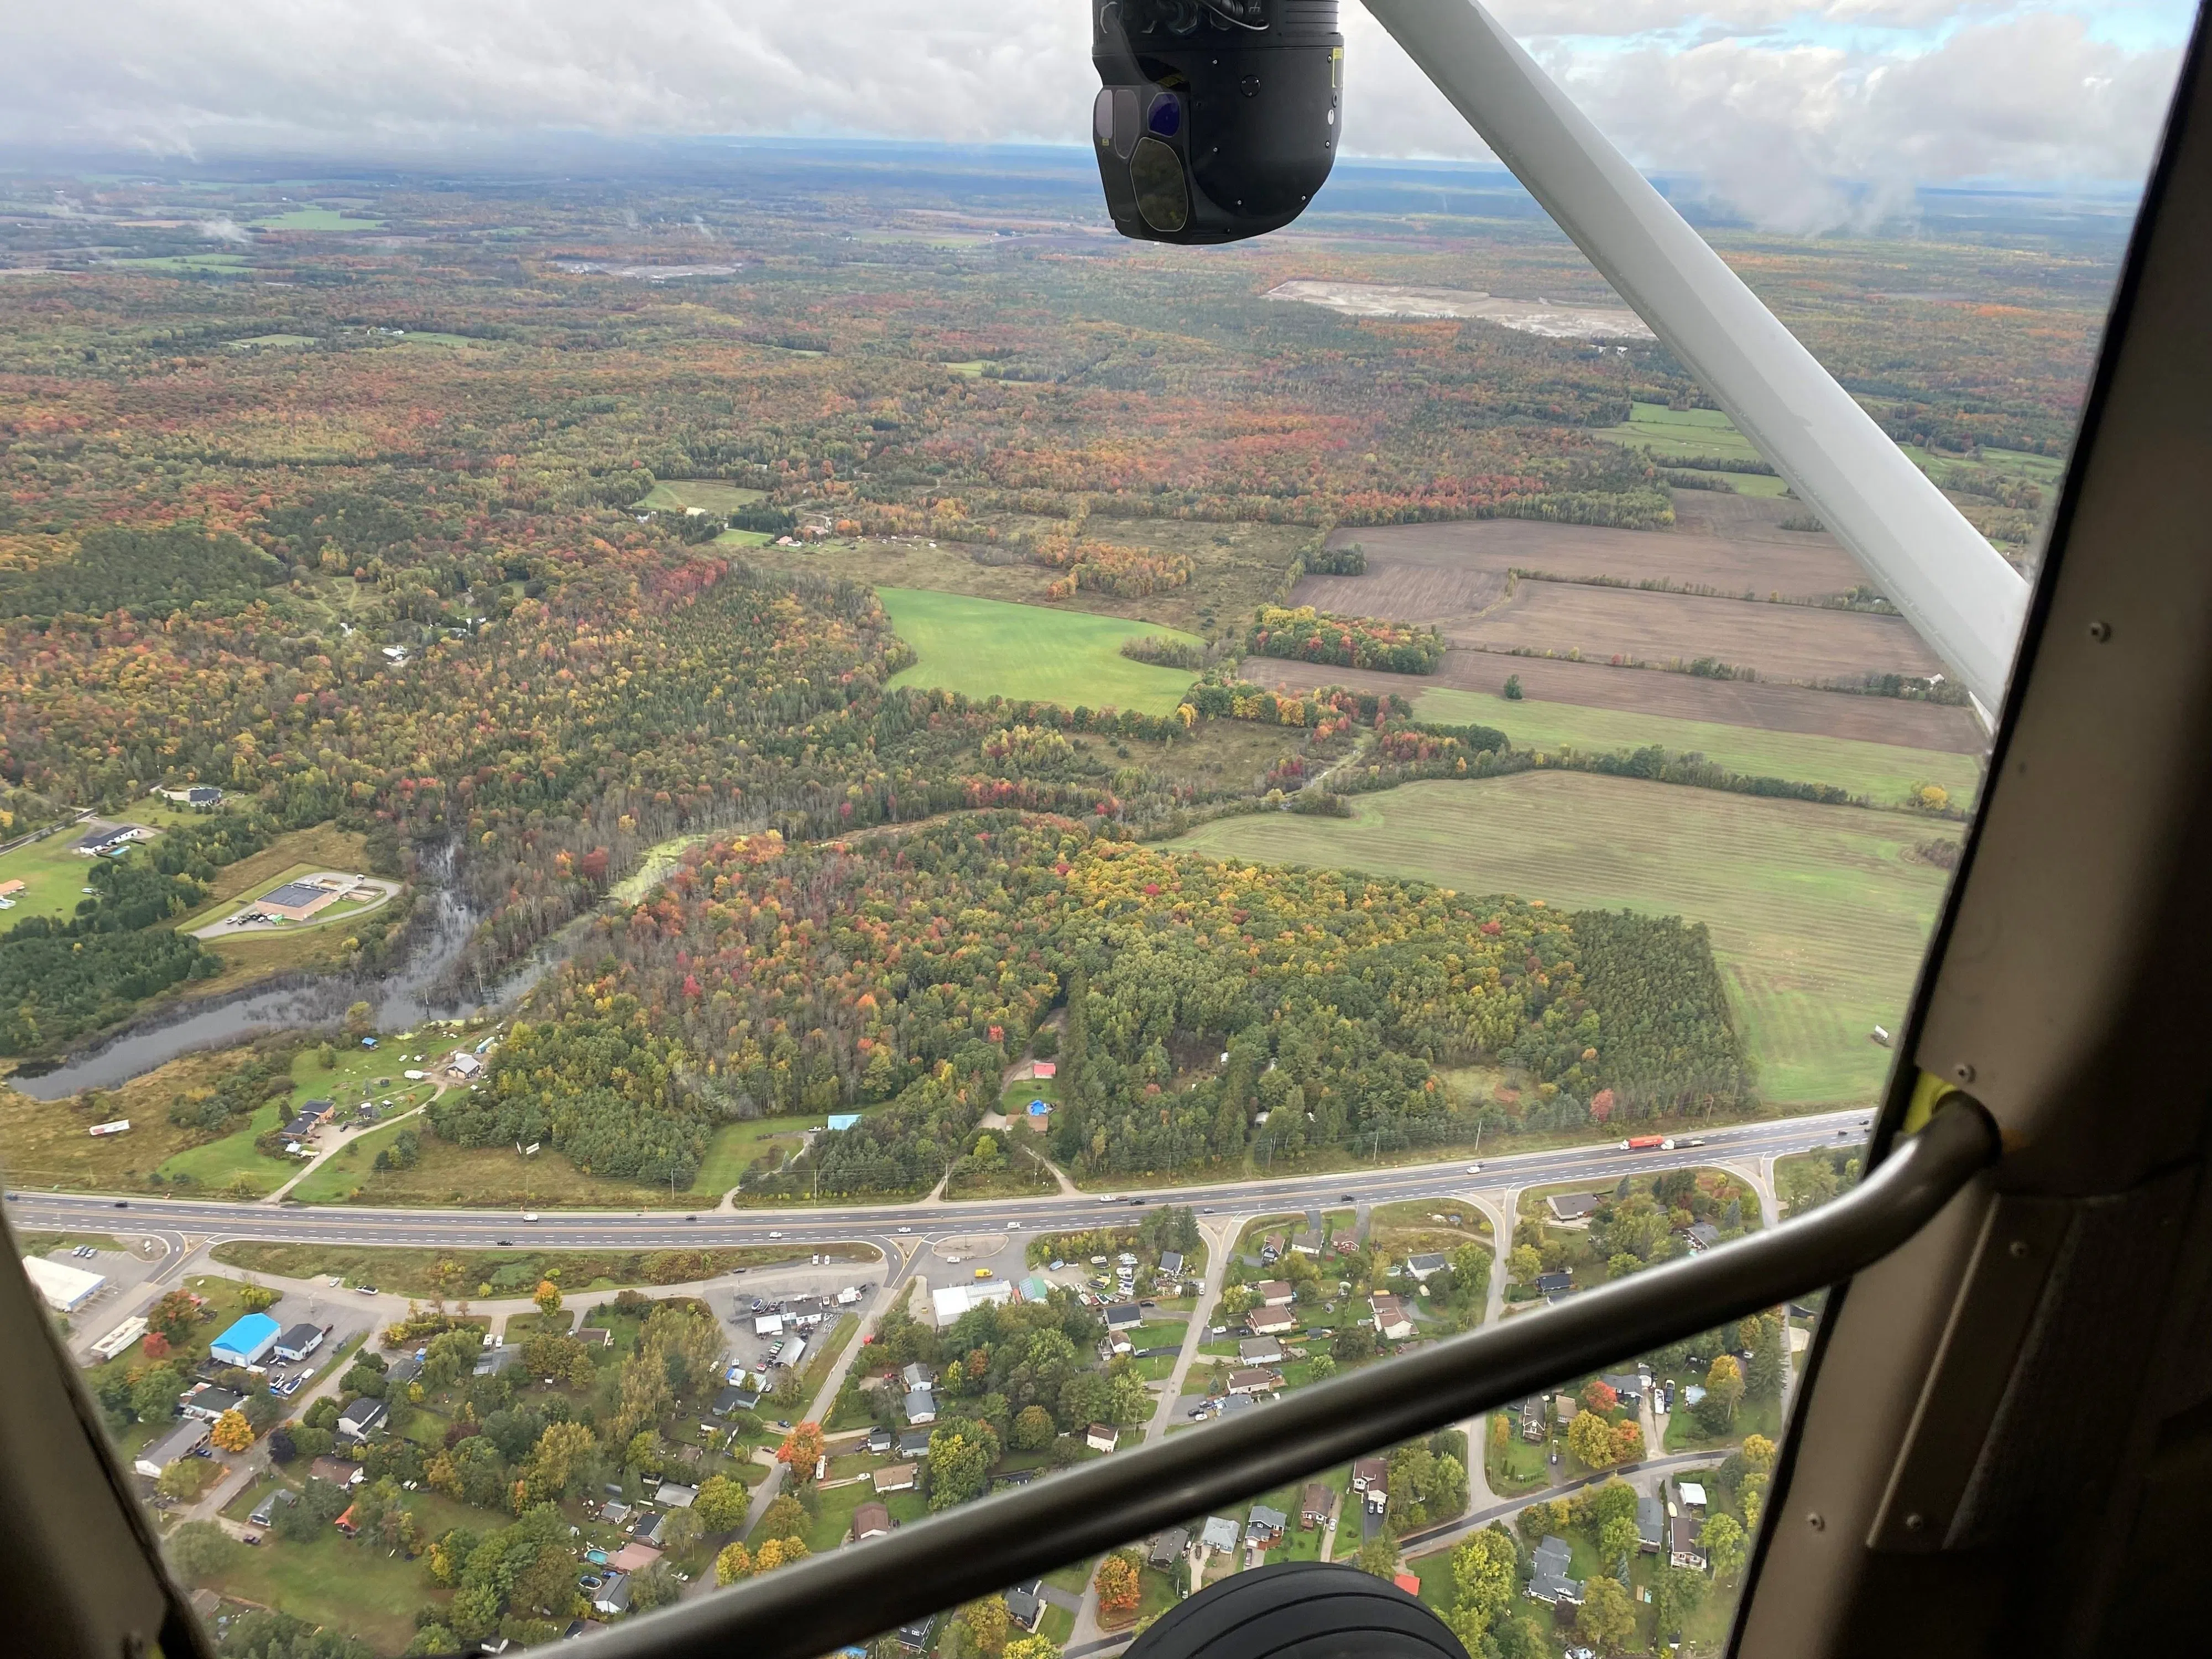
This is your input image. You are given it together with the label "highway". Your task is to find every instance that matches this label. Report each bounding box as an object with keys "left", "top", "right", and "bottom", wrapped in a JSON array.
[{"left": 3, "top": 1109, "right": 1866, "bottom": 1249}]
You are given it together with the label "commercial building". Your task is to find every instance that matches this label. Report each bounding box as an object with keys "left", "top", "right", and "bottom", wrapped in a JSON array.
[
  {"left": 21, "top": 1255, "right": 106, "bottom": 1313},
  {"left": 208, "top": 1313, "right": 283, "bottom": 1369}
]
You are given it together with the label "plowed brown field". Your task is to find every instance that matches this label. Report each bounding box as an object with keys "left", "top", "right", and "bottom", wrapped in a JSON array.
[{"left": 1451, "top": 582, "right": 1945, "bottom": 685}]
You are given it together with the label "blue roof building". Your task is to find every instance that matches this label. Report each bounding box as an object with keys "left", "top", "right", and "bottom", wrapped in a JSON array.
[{"left": 208, "top": 1312, "right": 282, "bottom": 1369}]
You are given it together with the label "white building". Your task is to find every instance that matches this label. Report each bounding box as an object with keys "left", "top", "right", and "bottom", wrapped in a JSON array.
[
  {"left": 931, "top": 1280, "right": 1015, "bottom": 1326},
  {"left": 22, "top": 1255, "right": 106, "bottom": 1313}
]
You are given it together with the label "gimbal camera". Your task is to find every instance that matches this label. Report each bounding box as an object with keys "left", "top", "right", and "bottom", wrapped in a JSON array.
[{"left": 1091, "top": 0, "right": 1343, "bottom": 242}]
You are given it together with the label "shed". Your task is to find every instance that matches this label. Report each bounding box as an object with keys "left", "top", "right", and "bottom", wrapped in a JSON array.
[{"left": 853, "top": 1501, "right": 894, "bottom": 1541}]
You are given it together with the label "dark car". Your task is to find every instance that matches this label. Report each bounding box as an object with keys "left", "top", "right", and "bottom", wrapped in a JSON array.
[{"left": 113, "top": 1200, "right": 128, "bottom": 1208}]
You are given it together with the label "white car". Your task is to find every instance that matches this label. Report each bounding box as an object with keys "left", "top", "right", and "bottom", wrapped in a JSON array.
[
  {"left": 521, "top": 1211, "right": 539, "bottom": 1223},
  {"left": 768, "top": 1230, "right": 784, "bottom": 1239},
  {"left": 898, "top": 1227, "right": 911, "bottom": 1234},
  {"left": 1466, "top": 1162, "right": 1484, "bottom": 1173},
  {"left": 1005, "top": 1220, "right": 1020, "bottom": 1230}
]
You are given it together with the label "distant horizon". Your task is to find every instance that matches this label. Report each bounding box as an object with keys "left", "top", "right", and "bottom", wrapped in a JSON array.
[{"left": 0, "top": 132, "right": 2147, "bottom": 230}]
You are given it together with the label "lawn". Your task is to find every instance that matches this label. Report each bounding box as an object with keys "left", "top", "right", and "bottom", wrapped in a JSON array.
[
  {"left": 640, "top": 480, "right": 768, "bottom": 513},
  {"left": 692, "top": 1113, "right": 823, "bottom": 1196},
  {"left": 251, "top": 208, "right": 385, "bottom": 230},
  {"left": 1404, "top": 1544, "right": 1456, "bottom": 1610},
  {"left": 289, "top": 1119, "right": 711, "bottom": 1208},
  {"left": 1168, "top": 773, "right": 1954, "bottom": 1107},
  {"left": 227, "top": 332, "right": 317, "bottom": 348},
  {"left": 0, "top": 822, "right": 123, "bottom": 926},
  {"left": 153, "top": 1030, "right": 448, "bottom": 1196},
  {"left": 1412, "top": 686, "right": 1984, "bottom": 810},
  {"left": 878, "top": 587, "right": 1203, "bottom": 718},
  {"left": 198, "top": 1524, "right": 441, "bottom": 1651}
]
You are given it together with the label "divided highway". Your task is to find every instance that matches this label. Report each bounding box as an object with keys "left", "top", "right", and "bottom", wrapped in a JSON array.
[{"left": 4, "top": 1109, "right": 1866, "bottom": 1249}]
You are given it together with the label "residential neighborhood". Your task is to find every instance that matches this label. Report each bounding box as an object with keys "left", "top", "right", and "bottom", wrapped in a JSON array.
[{"left": 40, "top": 1162, "right": 1794, "bottom": 1657}]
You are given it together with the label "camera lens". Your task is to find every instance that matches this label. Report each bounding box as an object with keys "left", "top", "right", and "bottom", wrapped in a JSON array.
[
  {"left": 1130, "top": 137, "right": 1190, "bottom": 233},
  {"left": 1147, "top": 93, "right": 1182, "bottom": 137}
]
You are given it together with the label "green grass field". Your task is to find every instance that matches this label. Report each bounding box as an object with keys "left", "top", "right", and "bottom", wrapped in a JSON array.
[
  {"left": 879, "top": 587, "right": 1202, "bottom": 717},
  {"left": 691, "top": 1113, "right": 822, "bottom": 1194},
  {"left": 0, "top": 824, "right": 114, "bottom": 924},
  {"left": 1168, "top": 773, "right": 1957, "bottom": 1107},
  {"left": 109, "top": 253, "right": 249, "bottom": 273},
  {"left": 226, "top": 333, "right": 316, "bottom": 348},
  {"left": 1593, "top": 403, "right": 1790, "bottom": 496},
  {"left": 251, "top": 208, "right": 384, "bottom": 231},
  {"left": 640, "top": 479, "right": 769, "bottom": 513},
  {"left": 1413, "top": 686, "right": 1983, "bottom": 808},
  {"left": 157, "top": 1043, "right": 440, "bottom": 1195}
]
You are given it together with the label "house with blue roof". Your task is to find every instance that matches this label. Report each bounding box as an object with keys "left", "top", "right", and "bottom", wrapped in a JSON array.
[{"left": 208, "top": 1312, "right": 283, "bottom": 1369}]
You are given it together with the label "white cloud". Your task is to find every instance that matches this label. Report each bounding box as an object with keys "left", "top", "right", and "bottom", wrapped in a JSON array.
[{"left": 0, "top": 0, "right": 2184, "bottom": 226}]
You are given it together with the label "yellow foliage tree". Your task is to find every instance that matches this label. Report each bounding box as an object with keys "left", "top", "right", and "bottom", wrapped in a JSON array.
[{"left": 208, "top": 1408, "right": 254, "bottom": 1453}]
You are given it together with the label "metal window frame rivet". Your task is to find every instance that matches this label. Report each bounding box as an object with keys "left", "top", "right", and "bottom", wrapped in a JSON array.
[
  {"left": 1807, "top": 1512, "right": 1825, "bottom": 1530},
  {"left": 1953, "top": 1063, "right": 1976, "bottom": 1083},
  {"left": 1903, "top": 1512, "right": 1927, "bottom": 1532},
  {"left": 2008, "top": 1238, "right": 2031, "bottom": 1259},
  {"left": 2088, "top": 619, "right": 2112, "bottom": 641}
]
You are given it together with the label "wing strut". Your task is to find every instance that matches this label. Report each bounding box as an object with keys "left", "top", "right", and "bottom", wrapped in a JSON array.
[{"left": 1363, "top": 0, "right": 2030, "bottom": 718}]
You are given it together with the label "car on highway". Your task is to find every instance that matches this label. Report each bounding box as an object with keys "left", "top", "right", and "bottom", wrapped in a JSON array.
[
  {"left": 496, "top": 1238, "right": 514, "bottom": 1246},
  {"left": 898, "top": 1227, "right": 911, "bottom": 1234},
  {"left": 112, "top": 1201, "right": 128, "bottom": 1209},
  {"left": 1466, "top": 1163, "right": 1484, "bottom": 1173},
  {"left": 521, "top": 1211, "right": 540, "bottom": 1222},
  {"left": 1340, "top": 1193, "right": 1356, "bottom": 1203},
  {"left": 1005, "top": 1220, "right": 1020, "bottom": 1230}
]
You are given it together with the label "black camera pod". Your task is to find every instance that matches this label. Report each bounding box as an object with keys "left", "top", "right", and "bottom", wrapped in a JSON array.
[{"left": 1091, "top": 0, "right": 1343, "bottom": 243}]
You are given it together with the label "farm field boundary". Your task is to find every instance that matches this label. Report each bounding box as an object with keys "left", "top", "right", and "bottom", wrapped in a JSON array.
[
  {"left": 879, "top": 586, "right": 1202, "bottom": 717},
  {"left": 1166, "top": 773, "right": 1958, "bottom": 1108},
  {"left": 1412, "top": 686, "right": 1982, "bottom": 808}
]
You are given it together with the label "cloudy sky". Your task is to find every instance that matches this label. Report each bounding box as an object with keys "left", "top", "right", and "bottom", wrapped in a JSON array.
[{"left": 0, "top": 0, "right": 2191, "bottom": 225}]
